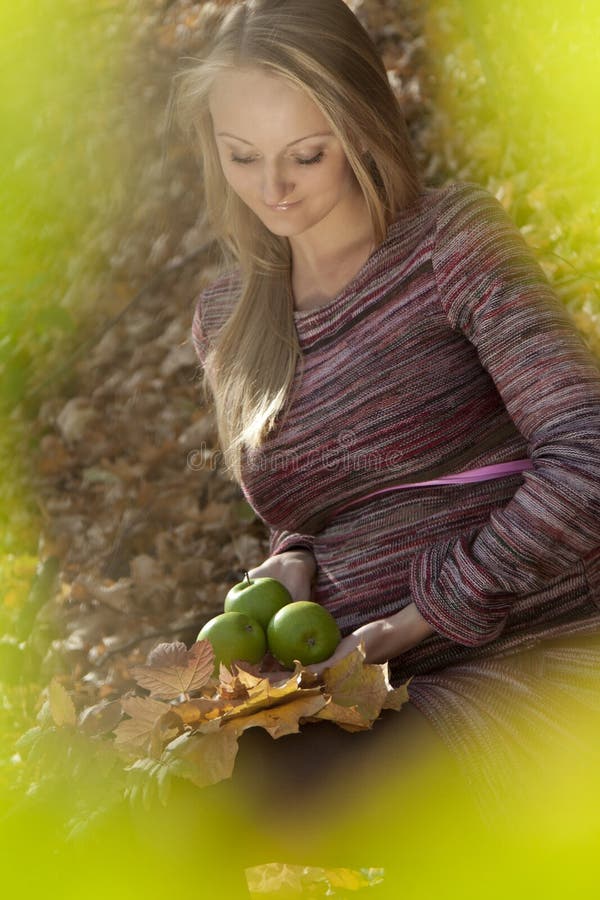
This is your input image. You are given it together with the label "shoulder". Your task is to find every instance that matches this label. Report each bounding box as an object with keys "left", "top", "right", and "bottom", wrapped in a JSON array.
[
  {"left": 385, "top": 181, "right": 502, "bottom": 253},
  {"left": 430, "top": 179, "right": 532, "bottom": 269},
  {"left": 430, "top": 180, "right": 508, "bottom": 232}
]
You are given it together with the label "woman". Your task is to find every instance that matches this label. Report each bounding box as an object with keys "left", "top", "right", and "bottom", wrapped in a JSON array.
[{"left": 174, "top": 0, "right": 600, "bottom": 827}]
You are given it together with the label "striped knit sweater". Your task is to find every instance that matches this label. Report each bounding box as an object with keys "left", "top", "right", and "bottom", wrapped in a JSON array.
[{"left": 191, "top": 181, "right": 600, "bottom": 683}]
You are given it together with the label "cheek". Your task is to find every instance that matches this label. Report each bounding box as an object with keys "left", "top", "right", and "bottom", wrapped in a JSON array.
[
  {"left": 221, "top": 169, "right": 257, "bottom": 204},
  {"left": 317, "top": 151, "right": 353, "bottom": 182}
]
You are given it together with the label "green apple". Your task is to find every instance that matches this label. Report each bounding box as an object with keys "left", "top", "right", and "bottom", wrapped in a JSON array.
[
  {"left": 267, "top": 601, "right": 341, "bottom": 669},
  {"left": 197, "top": 611, "right": 266, "bottom": 671},
  {"left": 224, "top": 570, "right": 292, "bottom": 630}
]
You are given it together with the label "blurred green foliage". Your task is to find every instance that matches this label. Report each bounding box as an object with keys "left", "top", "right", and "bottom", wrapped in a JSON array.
[
  {"left": 0, "top": 1, "right": 134, "bottom": 579},
  {"left": 424, "top": 0, "right": 600, "bottom": 351},
  {"left": 0, "top": 0, "right": 133, "bottom": 410},
  {"left": 0, "top": 0, "right": 136, "bottom": 795}
]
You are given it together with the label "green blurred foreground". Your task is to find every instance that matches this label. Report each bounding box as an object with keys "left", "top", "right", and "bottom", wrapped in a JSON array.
[{"left": 1, "top": 703, "right": 600, "bottom": 899}]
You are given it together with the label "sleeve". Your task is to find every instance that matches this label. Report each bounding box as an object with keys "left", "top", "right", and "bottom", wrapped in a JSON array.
[
  {"left": 268, "top": 528, "right": 316, "bottom": 558},
  {"left": 409, "top": 181, "right": 600, "bottom": 648}
]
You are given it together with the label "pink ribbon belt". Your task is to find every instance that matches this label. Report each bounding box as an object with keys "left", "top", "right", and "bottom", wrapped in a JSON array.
[{"left": 329, "top": 458, "right": 534, "bottom": 518}]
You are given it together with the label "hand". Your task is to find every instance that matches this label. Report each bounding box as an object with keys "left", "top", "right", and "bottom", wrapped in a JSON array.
[
  {"left": 246, "top": 548, "right": 316, "bottom": 603},
  {"left": 304, "top": 602, "right": 436, "bottom": 677}
]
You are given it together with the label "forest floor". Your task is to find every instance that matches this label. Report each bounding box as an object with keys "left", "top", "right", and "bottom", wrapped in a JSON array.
[
  {"left": 6, "top": 0, "right": 437, "bottom": 763},
  {"left": 1, "top": 2, "right": 443, "bottom": 897}
]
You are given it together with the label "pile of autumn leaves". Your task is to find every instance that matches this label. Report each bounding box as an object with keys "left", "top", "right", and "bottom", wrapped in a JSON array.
[{"left": 46, "top": 641, "right": 410, "bottom": 795}]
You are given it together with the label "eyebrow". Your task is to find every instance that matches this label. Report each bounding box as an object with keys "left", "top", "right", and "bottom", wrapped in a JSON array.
[{"left": 216, "top": 131, "right": 333, "bottom": 147}]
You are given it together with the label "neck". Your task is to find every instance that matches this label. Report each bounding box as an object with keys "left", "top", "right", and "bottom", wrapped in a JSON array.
[{"left": 289, "top": 186, "right": 374, "bottom": 282}]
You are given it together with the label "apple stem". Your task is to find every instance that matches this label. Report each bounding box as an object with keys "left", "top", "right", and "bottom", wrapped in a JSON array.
[{"left": 242, "top": 569, "right": 251, "bottom": 585}]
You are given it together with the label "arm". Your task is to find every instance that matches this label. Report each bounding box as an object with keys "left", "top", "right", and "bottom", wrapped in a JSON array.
[
  {"left": 255, "top": 529, "right": 318, "bottom": 600},
  {"left": 247, "top": 546, "right": 316, "bottom": 604},
  {"left": 408, "top": 182, "right": 600, "bottom": 647},
  {"left": 305, "top": 602, "right": 436, "bottom": 675}
]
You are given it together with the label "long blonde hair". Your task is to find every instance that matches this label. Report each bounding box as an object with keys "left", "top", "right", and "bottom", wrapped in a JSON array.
[{"left": 172, "top": 0, "right": 423, "bottom": 484}]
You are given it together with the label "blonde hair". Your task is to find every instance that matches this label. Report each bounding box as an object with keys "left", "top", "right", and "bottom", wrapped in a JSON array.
[{"left": 172, "top": 0, "right": 423, "bottom": 484}]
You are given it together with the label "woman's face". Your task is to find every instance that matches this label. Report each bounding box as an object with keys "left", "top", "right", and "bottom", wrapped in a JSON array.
[{"left": 208, "top": 67, "right": 361, "bottom": 237}]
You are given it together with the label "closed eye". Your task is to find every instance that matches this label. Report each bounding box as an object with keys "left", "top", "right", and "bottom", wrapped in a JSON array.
[{"left": 230, "top": 151, "right": 325, "bottom": 166}]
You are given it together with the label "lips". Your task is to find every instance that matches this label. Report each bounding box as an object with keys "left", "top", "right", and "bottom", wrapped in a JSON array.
[{"left": 267, "top": 201, "right": 300, "bottom": 211}]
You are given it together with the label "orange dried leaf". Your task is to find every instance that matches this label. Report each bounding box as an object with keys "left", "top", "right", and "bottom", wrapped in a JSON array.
[
  {"left": 175, "top": 698, "right": 224, "bottom": 725},
  {"left": 225, "top": 692, "right": 328, "bottom": 739},
  {"left": 218, "top": 667, "right": 320, "bottom": 724}
]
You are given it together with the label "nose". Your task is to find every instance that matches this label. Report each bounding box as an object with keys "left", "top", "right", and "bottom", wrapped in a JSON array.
[{"left": 261, "top": 162, "right": 295, "bottom": 207}]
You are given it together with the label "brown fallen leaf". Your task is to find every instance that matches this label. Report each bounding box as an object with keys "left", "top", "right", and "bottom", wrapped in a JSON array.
[
  {"left": 163, "top": 729, "right": 239, "bottom": 788},
  {"left": 114, "top": 695, "right": 171, "bottom": 753},
  {"left": 150, "top": 708, "right": 187, "bottom": 758},
  {"left": 130, "top": 640, "right": 214, "bottom": 699},
  {"left": 146, "top": 641, "right": 188, "bottom": 668},
  {"left": 78, "top": 699, "right": 123, "bottom": 737},
  {"left": 217, "top": 663, "right": 251, "bottom": 701}
]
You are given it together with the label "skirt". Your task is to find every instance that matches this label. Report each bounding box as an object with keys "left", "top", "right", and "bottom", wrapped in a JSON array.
[{"left": 408, "top": 629, "right": 600, "bottom": 823}]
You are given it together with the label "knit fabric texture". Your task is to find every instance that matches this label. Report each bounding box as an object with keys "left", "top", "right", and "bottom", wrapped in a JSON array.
[{"left": 191, "top": 180, "right": 600, "bottom": 687}]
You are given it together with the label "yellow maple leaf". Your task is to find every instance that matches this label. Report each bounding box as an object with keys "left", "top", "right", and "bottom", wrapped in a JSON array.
[
  {"left": 322, "top": 646, "right": 389, "bottom": 723},
  {"left": 381, "top": 677, "right": 412, "bottom": 712},
  {"left": 172, "top": 697, "right": 224, "bottom": 725},
  {"left": 198, "top": 664, "right": 316, "bottom": 727},
  {"left": 309, "top": 698, "right": 372, "bottom": 732},
  {"left": 224, "top": 692, "right": 328, "bottom": 739}
]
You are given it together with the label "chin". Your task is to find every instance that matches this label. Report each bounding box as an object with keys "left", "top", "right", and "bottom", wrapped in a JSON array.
[{"left": 257, "top": 212, "right": 306, "bottom": 233}]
